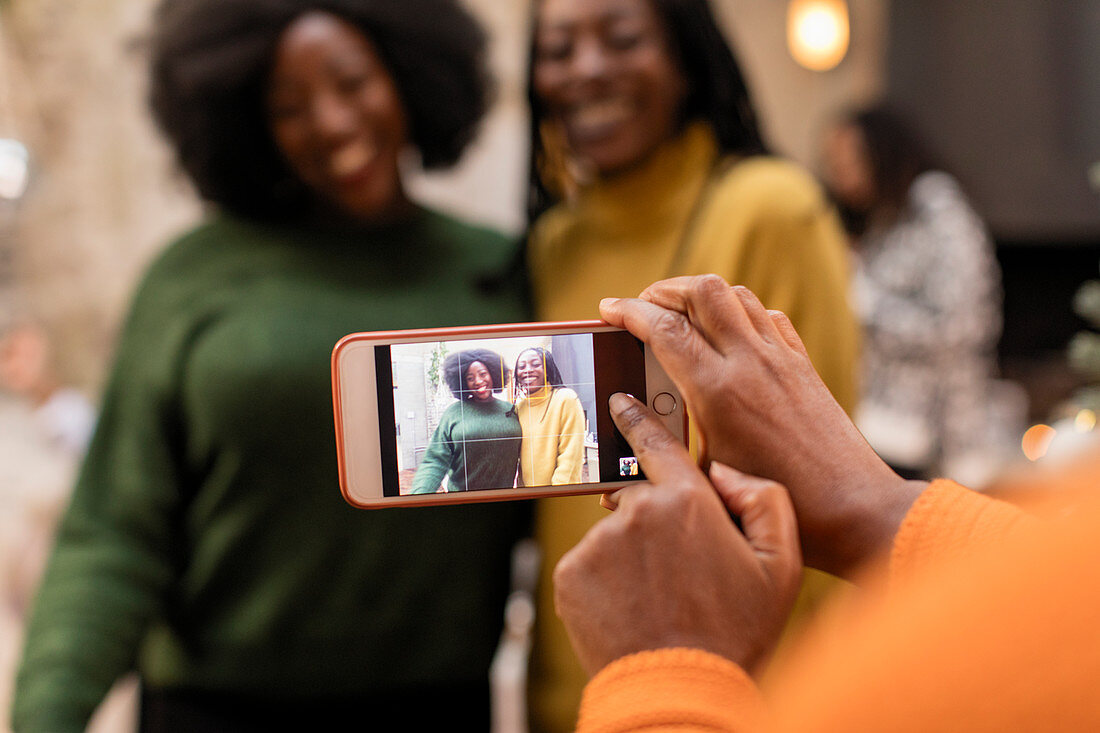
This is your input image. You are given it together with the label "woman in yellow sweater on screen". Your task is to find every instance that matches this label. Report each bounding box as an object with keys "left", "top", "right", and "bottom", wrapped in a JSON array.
[
  {"left": 513, "top": 347, "right": 586, "bottom": 486},
  {"left": 524, "top": 0, "right": 859, "bottom": 727}
]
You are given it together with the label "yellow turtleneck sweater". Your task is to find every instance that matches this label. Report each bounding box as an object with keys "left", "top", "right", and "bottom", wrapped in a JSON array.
[
  {"left": 526, "top": 123, "right": 860, "bottom": 733},
  {"left": 516, "top": 386, "right": 586, "bottom": 487}
]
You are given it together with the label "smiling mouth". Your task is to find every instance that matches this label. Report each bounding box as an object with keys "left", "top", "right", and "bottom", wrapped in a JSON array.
[
  {"left": 566, "top": 97, "right": 634, "bottom": 140},
  {"left": 329, "top": 143, "right": 378, "bottom": 181}
]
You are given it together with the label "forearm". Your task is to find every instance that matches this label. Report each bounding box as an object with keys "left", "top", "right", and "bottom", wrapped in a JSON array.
[
  {"left": 410, "top": 421, "right": 454, "bottom": 493},
  {"left": 410, "top": 454, "right": 449, "bottom": 494},
  {"left": 784, "top": 443, "right": 926, "bottom": 579}
]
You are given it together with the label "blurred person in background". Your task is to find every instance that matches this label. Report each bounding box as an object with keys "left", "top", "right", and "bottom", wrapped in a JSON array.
[
  {"left": 521, "top": 0, "right": 860, "bottom": 728},
  {"left": 0, "top": 322, "right": 95, "bottom": 459},
  {"left": 12, "top": 1, "right": 530, "bottom": 731},
  {"left": 0, "top": 320, "right": 96, "bottom": 615},
  {"left": 0, "top": 319, "right": 111, "bottom": 733},
  {"left": 822, "top": 104, "right": 1015, "bottom": 485}
]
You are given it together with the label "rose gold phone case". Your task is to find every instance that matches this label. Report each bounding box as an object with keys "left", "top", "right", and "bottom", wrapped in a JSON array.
[{"left": 332, "top": 320, "right": 686, "bottom": 508}]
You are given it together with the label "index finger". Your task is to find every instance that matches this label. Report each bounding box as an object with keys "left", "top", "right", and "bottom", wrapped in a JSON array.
[
  {"left": 599, "top": 296, "right": 716, "bottom": 389},
  {"left": 638, "top": 275, "right": 758, "bottom": 352},
  {"left": 608, "top": 392, "right": 700, "bottom": 488}
]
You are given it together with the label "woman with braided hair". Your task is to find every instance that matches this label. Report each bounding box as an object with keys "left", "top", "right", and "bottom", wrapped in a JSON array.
[{"left": 513, "top": 347, "right": 586, "bottom": 488}]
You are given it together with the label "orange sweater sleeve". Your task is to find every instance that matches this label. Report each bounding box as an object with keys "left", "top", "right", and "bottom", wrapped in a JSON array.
[
  {"left": 576, "top": 648, "right": 766, "bottom": 733},
  {"left": 888, "top": 478, "right": 1036, "bottom": 584},
  {"left": 575, "top": 480, "right": 1048, "bottom": 733}
]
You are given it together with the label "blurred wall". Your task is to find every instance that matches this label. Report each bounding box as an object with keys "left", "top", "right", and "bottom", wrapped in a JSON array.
[
  {"left": 886, "top": 0, "right": 1100, "bottom": 241},
  {"left": 1, "top": 0, "right": 888, "bottom": 395},
  {"left": 2, "top": 0, "right": 201, "bottom": 391}
]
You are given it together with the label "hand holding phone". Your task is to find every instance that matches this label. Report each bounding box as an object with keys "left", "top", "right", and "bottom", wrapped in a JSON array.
[
  {"left": 553, "top": 392, "right": 802, "bottom": 676},
  {"left": 332, "top": 321, "right": 686, "bottom": 508},
  {"left": 599, "top": 275, "right": 923, "bottom": 577}
]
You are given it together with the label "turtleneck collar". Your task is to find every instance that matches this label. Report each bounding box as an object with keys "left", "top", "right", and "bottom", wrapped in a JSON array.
[
  {"left": 577, "top": 122, "right": 720, "bottom": 231},
  {"left": 524, "top": 385, "right": 553, "bottom": 403}
]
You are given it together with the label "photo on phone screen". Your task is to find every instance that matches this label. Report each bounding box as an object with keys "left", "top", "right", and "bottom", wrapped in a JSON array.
[{"left": 372, "top": 331, "right": 646, "bottom": 497}]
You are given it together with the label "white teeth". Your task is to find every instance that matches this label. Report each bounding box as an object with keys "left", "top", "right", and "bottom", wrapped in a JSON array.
[
  {"left": 330, "top": 144, "right": 376, "bottom": 177},
  {"left": 569, "top": 98, "right": 632, "bottom": 131}
]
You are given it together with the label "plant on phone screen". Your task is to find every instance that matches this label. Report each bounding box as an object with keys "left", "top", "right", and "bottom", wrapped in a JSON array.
[
  {"left": 428, "top": 343, "right": 449, "bottom": 395},
  {"left": 425, "top": 342, "right": 451, "bottom": 436}
]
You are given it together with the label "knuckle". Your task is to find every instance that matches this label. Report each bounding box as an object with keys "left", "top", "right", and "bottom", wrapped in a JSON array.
[
  {"left": 677, "top": 482, "right": 713, "bottom": 513},
  {"left": 553, "top": 549, "right": 578, "bottom": 586},
  {"left": 620, "top": 488, "right": 663, "bottom": 525},
  {"left": 584, "top": 515, "right": 625, "bottom": 552},
  {"left": 555, "top": 536, "right": 601, "bottom": 589},
  {"left": 695, "top": 273, "right": 730, "bottom": 295},
  {"left": 615, "top": 399, "right": 653, "bottom": 435},
  {"left": 551, "top": 561, "right": 576, "bottom": 608},
  {"left": 637, "top": 482, "right": 694, "bottom": 517},
  {"left": 730, "top": 284, "right": 759, "bottom": 304},
  {"left": 730, "top": 283, "right": 752, "bottom": 297},
  {"left": 757, "top": 478, "right": 788, "bottom": 496},
  {"left": 651, "top": 309, "right": 692, "bottom": 343},
  {"left": 638, "top": 426, "right": 677, "bottom": 455}
]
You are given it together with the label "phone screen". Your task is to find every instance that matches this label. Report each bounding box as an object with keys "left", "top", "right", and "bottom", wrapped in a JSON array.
[{"left": 372, "top": 331, "right": 646, "bottom": 496}]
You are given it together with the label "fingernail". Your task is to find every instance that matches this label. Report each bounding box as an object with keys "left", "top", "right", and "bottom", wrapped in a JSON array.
[
  {"left": 609, "top": 392, "right": 635, "bottom": 414},
  {"left": 599, "top": 297, "right": 620, "bottom": 310}
]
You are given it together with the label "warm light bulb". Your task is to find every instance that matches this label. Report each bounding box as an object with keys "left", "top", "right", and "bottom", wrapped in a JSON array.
[
  {"left": 0, "top": 138, "right": 29, "bottom": 201},
  {"left": 1075, "top": 409, "right": 1096, "bottom": 433},
  {"left": 787, "top": 0, "right": 850, "bottom": 72},
  {"left": 1021, "top": 424, "right": 1057, "bottom": 462}
]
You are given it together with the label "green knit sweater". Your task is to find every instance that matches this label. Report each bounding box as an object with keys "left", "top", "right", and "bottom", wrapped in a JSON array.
[
  {"left": 13, "top": 210, "right": 532, "bottom": 731},
  {"left": 410, "top": 397, "right": 522, "bottom": 494}
]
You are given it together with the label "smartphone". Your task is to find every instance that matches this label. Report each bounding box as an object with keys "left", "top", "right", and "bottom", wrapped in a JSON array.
[{"left": 332, "top": 320, "right": 686, "bottom": 508}]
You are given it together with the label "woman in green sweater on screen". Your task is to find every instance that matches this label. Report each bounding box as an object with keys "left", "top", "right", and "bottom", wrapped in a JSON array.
[
  {"left": 411, "top": 349, "right": 522, "bottom": 494},
  {"left": 14, "top": 1, "right": 529, "bottom": 731}
]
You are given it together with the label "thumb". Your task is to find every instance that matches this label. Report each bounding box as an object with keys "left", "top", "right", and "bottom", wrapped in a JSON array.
[{"left": 709, "top": 462, "right": 802, "bottom": 584}]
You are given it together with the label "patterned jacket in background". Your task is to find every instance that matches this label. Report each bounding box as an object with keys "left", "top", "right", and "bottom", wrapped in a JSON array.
[{"left": 853, "top": 171, "right": 1005, "bottom": 480}]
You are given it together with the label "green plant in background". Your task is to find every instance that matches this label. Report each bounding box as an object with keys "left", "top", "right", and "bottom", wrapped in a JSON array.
[
  {"left": 427, "top": 342, "right": 449, "bottom": 396},
  {"left": 1068, "top": 262, "right": 1100, "bottom": 412}
]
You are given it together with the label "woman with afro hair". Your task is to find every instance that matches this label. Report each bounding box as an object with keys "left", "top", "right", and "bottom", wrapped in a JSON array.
[
  {"left": 13, "top": 1, "right": 530, "bottom": 730},
  {"left": 411, "top": 349, "right": 522, "bottom": 494}
]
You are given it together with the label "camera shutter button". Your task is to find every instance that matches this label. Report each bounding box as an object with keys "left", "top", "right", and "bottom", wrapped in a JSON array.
[{"left": 652, "top": 392, "right": 677, "bottom": 416}]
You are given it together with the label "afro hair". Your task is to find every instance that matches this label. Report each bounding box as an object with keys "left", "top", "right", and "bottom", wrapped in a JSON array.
[{"left": 443, "top": 348, "right": 509, "bottom": 400}]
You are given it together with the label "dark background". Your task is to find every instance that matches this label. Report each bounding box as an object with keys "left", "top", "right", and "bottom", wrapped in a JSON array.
[{"left": 886, "top": 0, "right": 1100, "bottom": 418}]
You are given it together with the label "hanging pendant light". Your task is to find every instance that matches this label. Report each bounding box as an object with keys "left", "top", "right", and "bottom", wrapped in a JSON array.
[
  {"left": 0, "top": 138, "right": 27, "bottom": 200},
  {"left": 787, "top": 0, "right": 850, "bottom": 72},
  {"left": 0, "top": 10, "right": 29, "bottom": 202}
]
